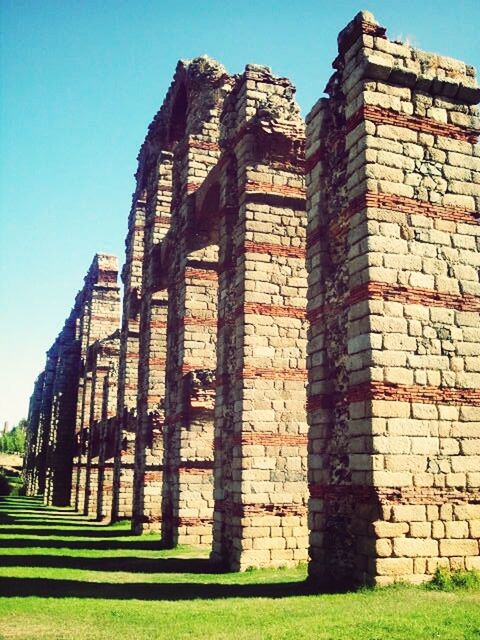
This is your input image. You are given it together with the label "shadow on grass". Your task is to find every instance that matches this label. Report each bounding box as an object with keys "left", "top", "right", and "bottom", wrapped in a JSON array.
[
  {"left": 0, "top": 510, "right": 87, "bottom": 519},
  {"left": 0, "top": 555, "right": 218, "bottom": 574},
  {"left": 0, "top": 498, "right": 135, "bottom": 540},
  {"left": 0, "top": 497, "right": 43, "bottom": 503},
  {"left": 0, "top": 537, "right": 164, "bottom": 550},
  {"left": 0, "top": 516, "right": 90, "bottom": 526},
  {"left": 0, "top": 497, "right": 321, "bottom": 600},
  {"left": 0, "top": 498, "right": 46, "bottom": 509},
  {"left": 0, "top": 527, "right": 134, "bottom": 538},
  {"left": 0, "top": 498, "right": 81, "bottom": 514},
  {"left": 0, "top": 576, "right": 314, "bottom": 600}
]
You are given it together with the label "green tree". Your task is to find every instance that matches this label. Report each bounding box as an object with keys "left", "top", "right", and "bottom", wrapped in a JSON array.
[{"left": 0, "top": 419, "right": 26, "bottom": 454}]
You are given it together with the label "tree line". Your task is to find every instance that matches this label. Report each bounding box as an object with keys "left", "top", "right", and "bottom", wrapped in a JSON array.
[{"left": 0, "top": 419, "right": 27, "bottom": 455}]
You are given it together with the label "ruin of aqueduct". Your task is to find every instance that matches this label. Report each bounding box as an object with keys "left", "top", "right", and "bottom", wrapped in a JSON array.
[{"left": 24, "top": 12, "right": 480, "bottom": 587}]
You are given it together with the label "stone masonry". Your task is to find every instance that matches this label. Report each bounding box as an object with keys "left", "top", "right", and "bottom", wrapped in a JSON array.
[
  {"left": 111, "top": 195, "right": 145, "bottom": 521},
  {"left": 26, "top": 12, "right": 479, "bottom": 587},
  {"left": 26, "top": 254, "right": 120, "bottom": 508},
  {"left": 306, "top": 12, "right": 480, "bottom": 586},
  {"left": 69, "top": 254, "right": 121, "bottom": 513},
  {"left": 83, "top": 332, "right": 121, "bottom": 517},
  {"left": 133, "top": 151, "right": 172, "bottom": 534},
  {"left": 96, "top": 357, "right": 120, "bottom": 521}
]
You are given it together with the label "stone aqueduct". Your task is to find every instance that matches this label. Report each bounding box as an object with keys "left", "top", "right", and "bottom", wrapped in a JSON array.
[{"left": 24, "top": 12, "right": 480, "bottom": 587}]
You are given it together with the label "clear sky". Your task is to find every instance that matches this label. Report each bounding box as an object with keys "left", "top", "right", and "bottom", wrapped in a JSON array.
[{"left": 1, "top": 0, "right": 479, "bottom": 428}]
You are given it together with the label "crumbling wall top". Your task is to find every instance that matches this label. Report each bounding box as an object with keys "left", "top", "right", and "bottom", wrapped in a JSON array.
[
  {"left": 332, "top": 10, "right": 480, "bottom": 104},
  {"left": 134, "top": 56, "right": 233, "bottom": 194}
]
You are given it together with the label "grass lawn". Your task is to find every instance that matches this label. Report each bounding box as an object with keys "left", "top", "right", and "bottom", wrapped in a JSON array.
[{"left": 0, "top": 496, "right": 479, "bottom": 639}]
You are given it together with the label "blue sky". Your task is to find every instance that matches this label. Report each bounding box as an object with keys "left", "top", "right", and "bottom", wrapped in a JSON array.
[{"left": 1, "top": 0, "right": 479, "bottom": 427}]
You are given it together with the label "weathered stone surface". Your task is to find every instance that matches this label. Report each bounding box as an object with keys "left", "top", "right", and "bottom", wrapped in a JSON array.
[{"left": 306, "top": 9, "right": 480, "bottom": 587}]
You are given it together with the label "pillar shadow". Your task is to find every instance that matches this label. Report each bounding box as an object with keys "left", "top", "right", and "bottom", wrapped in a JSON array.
[
  {"left": 0, "top": 537, "right": 165, "bottom": 550},
  {"left": 0, "top": 555, "right": 218, "bottom": 574},
  {"left": 0, "top": 496, "right": 342, "bottom": 599},
  {"left": 0, "top": 576, "right": 314, "bottom": 600},
  {"left": 0, "top": 527, "right": 134, "bottom": 538}
]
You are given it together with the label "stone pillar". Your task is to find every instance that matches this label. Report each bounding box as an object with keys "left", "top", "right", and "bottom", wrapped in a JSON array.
[
  {"left": 72, "top": 300, "right": 93, "bottom": 509},
  {"left": 112, "top": 197, "right": 145, "bottom": 520},
  {"left": 84, "top": 359, "right": 104, "bottom": 516},
  {"left": 84, "top": 334, "right": 119, "bottom": 516},
  {"left": 306, "top": 11, "right": 480, "bottom": 587},
  {"left": 45, "top": 317, "right": 80, "bottom": 506},
  {"left": 211, "top": 65, "right": 308, "bottom": 570},
  {"left": 161, "top": 176, "right": 221, "bottom": 548},
  {"left": 25, "top": 372, "right": 45, "bottom": 495},
  {"left": 71, "top": 255, "right": 120, "bottom": 512},
  {"left": 133, "top": 152, "right": 172, "bottom": 533},
  {"left": 97, "top": 358, "right": 119, "bottom": 520},
  {"left": 76, "top": 370, "right": 92, "bottom": 511},
  {"left": 153, "top": 57, "right": 232, "bottom": 546},
  {"left": 163, "top": 252, "right": 219, "bottom": 547},
  {"left": 35, "top": 346, "right": 58, "bottom": 496}
]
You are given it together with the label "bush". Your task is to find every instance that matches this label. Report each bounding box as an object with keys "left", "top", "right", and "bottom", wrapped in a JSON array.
[
  {"left": 428, "top": 566, "right": 480, "bottom": 591},
  {"left": 0, "top": 471, "right": 11, "bottom": 496},
  {"left": 17, "top": 483, "right": 27, "bottom": 496},
  {"left": 9, "top": 478, "right": 26, "bottom": 496}
]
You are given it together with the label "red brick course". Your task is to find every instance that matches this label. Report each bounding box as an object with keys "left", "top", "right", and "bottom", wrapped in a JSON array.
[
  {"left": 243, "top": 240, "right": 306, "bottom": 259},
  {"left": 232, "top": 433, "right": 308, "bottom": 446},
  {"left": 308, "top": 282, "right": 480, "bottom": 322},
  {"left": 309, "top": 483, "right": 480, "bottom": 505},
  {"left": 349, "top": 192, "right": 478, "bottom": 225},
  {"left": 308, "top": 381, "right": 480, "bottom": 411},
  {"left": 347, "top": 104, "right": 479, "bottom": 143}
]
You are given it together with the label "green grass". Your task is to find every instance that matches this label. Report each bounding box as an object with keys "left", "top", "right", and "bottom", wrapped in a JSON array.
[{"left": 0, "top": 497, "right": 479, "bottom": 639}]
